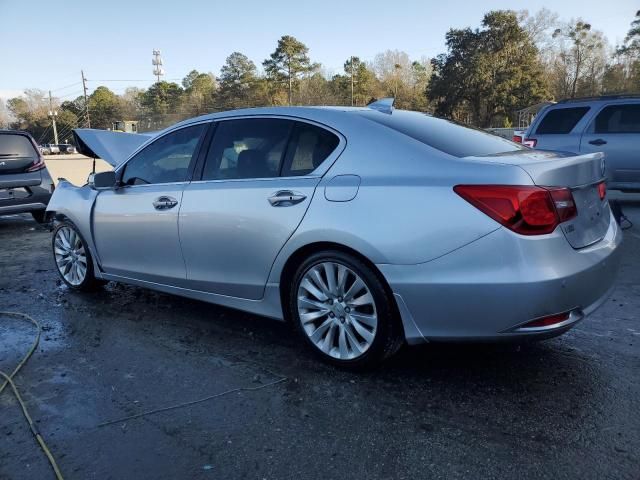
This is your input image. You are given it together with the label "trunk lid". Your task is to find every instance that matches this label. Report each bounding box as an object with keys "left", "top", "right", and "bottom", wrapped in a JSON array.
[
  {"left": 466, "top": 149, "right": 609, "bottom": 249},
  {"left": 0, "top": 133, "right": 39, "bottom": 175}
]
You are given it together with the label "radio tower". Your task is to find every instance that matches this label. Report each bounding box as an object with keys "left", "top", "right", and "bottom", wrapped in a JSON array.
[{"left": 152, "top": 49, "right": 164, "bottom": 83}]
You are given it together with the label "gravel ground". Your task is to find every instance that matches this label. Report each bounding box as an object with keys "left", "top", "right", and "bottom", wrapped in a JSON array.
[{"left": 1, "top": 200, "right": 639, "bottom": 480}]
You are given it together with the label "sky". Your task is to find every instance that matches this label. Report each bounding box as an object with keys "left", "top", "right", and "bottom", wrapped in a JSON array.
[{"left": 0, "top": 0, "right": 637, "bottom": 100}]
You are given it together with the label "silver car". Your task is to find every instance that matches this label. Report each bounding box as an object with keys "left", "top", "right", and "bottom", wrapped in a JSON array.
[{"left": 47, "top": 101, "right": 622, "bottom": 368}]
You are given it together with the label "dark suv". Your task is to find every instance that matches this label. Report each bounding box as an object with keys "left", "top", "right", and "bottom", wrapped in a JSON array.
[
  {"left": 523, "top": 95, "right": 640, "bottom": 192},
  {"left": 0, "top": 130, "right": 54, "bottom": 222}
]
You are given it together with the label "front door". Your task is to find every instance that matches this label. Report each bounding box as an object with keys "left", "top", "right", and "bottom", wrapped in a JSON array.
[
  {"left": 580, "top": 102, "right": 640, "bottom": 187},
  {"left": 179, "top": 117, "right": 341, "bottom": 299},
  {"left": 93, "top": 123, "right": 207, "bottom": 284}
]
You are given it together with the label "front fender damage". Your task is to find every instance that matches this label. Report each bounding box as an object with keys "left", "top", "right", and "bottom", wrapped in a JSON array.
[{"left": 46, "top": 181, "right": 103, "bottom": 277}]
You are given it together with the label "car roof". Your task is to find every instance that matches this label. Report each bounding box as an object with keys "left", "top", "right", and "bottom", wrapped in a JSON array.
[
  {"left": 0, "top": 129, "right": 34, "bottom": 137},
  {"left": 169, "top": 105, "right": 380, "bottom": 130},
  {"left": 551, "top": 94, "right": 640, "bottom": 108}
]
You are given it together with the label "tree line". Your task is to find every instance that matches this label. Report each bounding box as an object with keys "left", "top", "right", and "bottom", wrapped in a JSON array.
[{"left": 3, "top": 8, "right": 639, "bottom": 141}]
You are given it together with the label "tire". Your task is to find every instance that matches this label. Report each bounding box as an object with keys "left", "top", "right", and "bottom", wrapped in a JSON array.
[
  {"left": 52, "top": 221, "right": 105, "bottom": 291},
  {"left": 31, "top": 210, "right": 47, "bottom": 224},
  {"left": 289, "top": 250, "right": 403, "bottom": 369}
]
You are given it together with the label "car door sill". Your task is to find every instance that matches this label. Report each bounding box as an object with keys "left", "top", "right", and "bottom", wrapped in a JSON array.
[{"left": 101, "top": 273, "right": 285, "bottom": 321}]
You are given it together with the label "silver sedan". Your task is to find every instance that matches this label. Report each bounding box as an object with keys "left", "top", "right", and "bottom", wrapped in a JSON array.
[{"left": 47, "top": 100, "right": 622, "bottom": 368}]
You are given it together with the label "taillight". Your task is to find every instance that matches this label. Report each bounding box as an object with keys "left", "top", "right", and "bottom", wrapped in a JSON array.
[
  {"left": 26, "top": 158, "right": 46, "bottom": 172},
  {"left": 547, "top": 187, "right": 578, "bottom": 222},
  {"left": 454, "top": 185, "right": 577, "bottom": 235},
  {"left": 597, "top": 181, "right": 606, "bottom": 201},
  {"left": 523, "top": 138, "right": 537, "bottom": 148},
  {"left": 512, "top": 135, "right": 523, "bottom": 143}
]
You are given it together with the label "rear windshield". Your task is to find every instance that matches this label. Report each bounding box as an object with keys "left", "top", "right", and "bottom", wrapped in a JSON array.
[
  {"left": 359, "top": 110, "right": 524, "bottom": 158},
  {"left": 0, "top": 133, "right": 37, "bottom": 157},
  {"left": 535, "top": 107, "right": 590, "bottom": 134}
]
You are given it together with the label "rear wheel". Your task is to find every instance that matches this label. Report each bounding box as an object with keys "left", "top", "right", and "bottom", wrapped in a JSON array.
[
  {"left": 289, "top": 250, "right": 402, "bottom": 369},
  {"left": 52, "top": 221, "right": 104, "bottom": 291}
]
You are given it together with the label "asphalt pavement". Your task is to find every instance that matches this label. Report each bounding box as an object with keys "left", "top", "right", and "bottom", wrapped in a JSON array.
[{"left": 1, "top": 200, "right": 639, "bottom": 479}]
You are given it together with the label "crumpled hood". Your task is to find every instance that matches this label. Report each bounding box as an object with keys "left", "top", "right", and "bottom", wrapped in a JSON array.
[{"left": 73, "top": 129, "right": 156, "bottom": 167}]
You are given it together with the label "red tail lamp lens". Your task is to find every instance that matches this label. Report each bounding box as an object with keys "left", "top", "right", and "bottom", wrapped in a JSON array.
[{"left": 454, "top": 185, "right": 577, "bottom": 235}]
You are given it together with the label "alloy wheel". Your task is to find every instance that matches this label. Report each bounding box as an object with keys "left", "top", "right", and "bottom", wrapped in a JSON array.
[
  {"left": 54, "top": 226, "right": 88, "bottom": 286},
  {"left": 297, "top": 261, "right": 378, "bottom": 360}
]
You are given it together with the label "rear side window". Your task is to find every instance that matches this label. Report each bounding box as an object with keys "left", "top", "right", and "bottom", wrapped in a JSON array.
[
  {"left": 281, "top": 123, "right": 340, "bottom": 176},
  {"left": 595, "top": 104, "right": 640, "bottom": 133},
  {"left": 535, "top": 107, "right": 589, "bottom": 134},
  {"left": 0, "top": 134, "right": 37, "bottom": 157},
  {"left": 360, "top": 110, "right": 524, "bottom": 158},
  {"left": 203, "top": 118, "right": 293, "bottom": 180}
]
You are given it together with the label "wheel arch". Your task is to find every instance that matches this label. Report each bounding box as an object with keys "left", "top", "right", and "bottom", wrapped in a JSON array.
[{"left": 278, "top": 241, "right": 404, "bottom": 338}]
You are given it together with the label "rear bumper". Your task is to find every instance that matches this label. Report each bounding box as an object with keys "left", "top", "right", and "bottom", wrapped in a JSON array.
[
  {"left": 379, "top": 211, "right": 622, "bottom": 344},
  {"left": 0, "top": 169, "right": 53, "bottom": 216}
]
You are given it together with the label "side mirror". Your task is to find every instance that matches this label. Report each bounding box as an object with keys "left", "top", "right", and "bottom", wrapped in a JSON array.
[{"left": 90, "top": 171, "right": 117, "bottom": 190}]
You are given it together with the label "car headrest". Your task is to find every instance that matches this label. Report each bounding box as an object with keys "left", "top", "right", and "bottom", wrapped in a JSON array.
[{"left": 237, "top": 150, "right": 270, "bottom": 178}]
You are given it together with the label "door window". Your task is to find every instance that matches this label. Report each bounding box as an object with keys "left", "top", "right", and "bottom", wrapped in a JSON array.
[
  {"left": 202, "top": 118, "right": 293, "bottom": 180},
  {"left": 594, "top": 104, "right": 640, "bottom": 134},
  {"left": 122, "top": 124, "right": 206, "bottom": 185},
  {"left": 281, "top": 123, "right": 340, "bottom": 176},
  {"left": 535, "top": 107, "right": 590, "bottom": 135}
]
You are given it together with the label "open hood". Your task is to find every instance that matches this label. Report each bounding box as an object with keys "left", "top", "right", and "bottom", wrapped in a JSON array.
[{"left": 73, "top": 129, "right": 155, "bottom": 167}]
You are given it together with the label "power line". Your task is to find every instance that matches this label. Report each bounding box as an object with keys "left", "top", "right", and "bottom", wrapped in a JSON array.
[
  {"left": 50, "top": 82, "right": 82, "bottom": 92},
  {"left": 86, "top": 78, "right": 181, "bottom": 82}
]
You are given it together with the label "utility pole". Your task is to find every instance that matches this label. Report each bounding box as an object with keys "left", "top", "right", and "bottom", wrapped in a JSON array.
[
  {"left": 81, "top": 70, "right": 91, "bottom": 128},
  {"left": 288, "top": 62, "right": 292, "bottom": 106},
  {"left": 152, "top": 49, "right": 164, "bottom": 83},
  {"left": 48, "top": 90, "right": 59, "bottom": 144},
  {"left": 350, "top": 56, "right": 354, "bottom": 107}
]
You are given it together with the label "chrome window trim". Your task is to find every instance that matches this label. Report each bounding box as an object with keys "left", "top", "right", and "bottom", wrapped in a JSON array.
[{"left": 188, "top": 175, "right": 322, "bottom": 186}]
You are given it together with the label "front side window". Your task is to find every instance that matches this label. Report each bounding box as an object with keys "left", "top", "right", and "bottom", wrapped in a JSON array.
[
  {"left": 535, "top": 107, "right": 590, "bottom": 135},
  {"left": 122, "top": 124, "right": 206, "bottom": 185},
  {"left": 595, "top": 104, "right": 640, "bottom": 133},
  {"left": 281, "top": 123, "right": 340, "bottom": 176},
  {"left": 202, "top": 118, "right": 293, "bottom": 180}
]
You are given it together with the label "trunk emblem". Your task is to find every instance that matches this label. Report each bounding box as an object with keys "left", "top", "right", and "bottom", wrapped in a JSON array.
[
  {"left": 0, "top": 161, "right": 5, "bottom": 166},
  {"left": 601, "top": 159, "right": 606, "bottom": 177}
]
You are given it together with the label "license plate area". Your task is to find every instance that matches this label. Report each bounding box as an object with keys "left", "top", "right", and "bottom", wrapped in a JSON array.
[{"left": 560, "top": 183, "right": 609, "bottom": 249}]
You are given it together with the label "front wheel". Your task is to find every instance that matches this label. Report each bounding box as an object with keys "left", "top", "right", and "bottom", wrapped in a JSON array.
[
  {"left": 52, "top": 221, "right": 104, "bottom": 291},
  {"left": 289, "top": 250, "right": 403, "bottom": 369}
]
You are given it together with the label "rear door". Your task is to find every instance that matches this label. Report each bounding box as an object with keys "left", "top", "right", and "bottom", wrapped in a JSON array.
[
  {"left": 179, "top": 117, "right": 341, "bottom": 299},
  {"left": 580, "top": 102, "right": 640, "bottom": 188},
  {"left": 93, "top": 122, "right": 208, "bottom": 284}
]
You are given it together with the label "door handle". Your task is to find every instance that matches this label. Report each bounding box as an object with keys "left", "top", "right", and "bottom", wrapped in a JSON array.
[
  {"left": 268, "top": 190, "right": 307, "bottom": 207},
  {"left": 153, "top": 196, "right": 178, "bottom": 210},
  {"left": 589, "top": 138, "right": 607, "bottom": 146}
]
